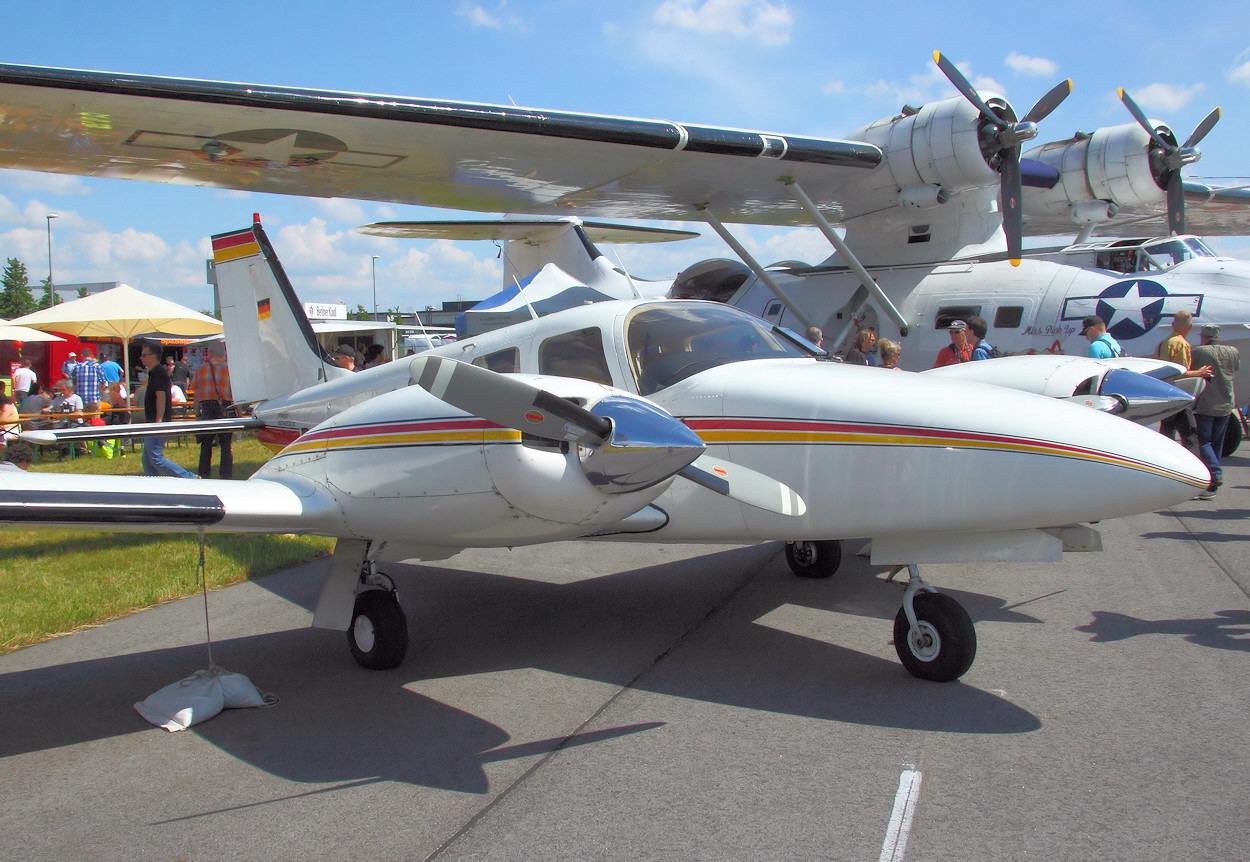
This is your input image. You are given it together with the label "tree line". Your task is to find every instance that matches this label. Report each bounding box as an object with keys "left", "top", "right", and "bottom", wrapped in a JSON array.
[{"left": 0, "top": 257, "right": 62, "bottom": 318}]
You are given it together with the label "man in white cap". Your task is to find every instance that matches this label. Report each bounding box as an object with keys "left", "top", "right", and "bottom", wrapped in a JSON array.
[
  {"left": 60, "top": 351, "right": 79, "bottom": 379},
  {"left": 1190, "top": 324, "right": 1240, "bottom": 500},
  {"left": 932, "top": 319, "right": 971, "bottom": 367}
]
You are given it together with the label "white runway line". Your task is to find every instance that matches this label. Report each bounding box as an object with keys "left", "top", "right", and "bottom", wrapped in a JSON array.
[{"left": 879, "top": 768, "right": 923, "bottom": 862}]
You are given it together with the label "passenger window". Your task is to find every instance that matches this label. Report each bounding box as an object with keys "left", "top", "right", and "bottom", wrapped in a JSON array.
[
  {"left": 994, "top": 306, "right": 1024, "bottom": 328},
  {"left": 935, "top": 306, "right": 981, "bottom": 329},
  {"left": 472, "top": 348, "right": 520, "bottom": 373},
  {"left": 539, "top": 328, "right": 612, "bottom": 384}
]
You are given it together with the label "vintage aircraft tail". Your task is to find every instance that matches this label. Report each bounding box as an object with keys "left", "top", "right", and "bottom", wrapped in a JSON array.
[
  {"left": 358, "top": 217, "right": 694, "bottom": 336},
  {"left": 212, "top": 217, "right": 338, "bottom": 405}
]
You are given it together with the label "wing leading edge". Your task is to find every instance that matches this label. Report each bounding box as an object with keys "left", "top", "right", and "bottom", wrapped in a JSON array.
[{"left": 0, "top": 472, "right": 345, "bottom": 535}]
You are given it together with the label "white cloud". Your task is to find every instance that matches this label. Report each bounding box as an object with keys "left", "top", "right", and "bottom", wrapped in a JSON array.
[
  {"left": 456, "top": 1, "right": 525, "bottom": 33},
  {"left": 1229, "top": 50, "right": 1250, "bottom": 87},
  {"left": 312, "top": 197, "right": 368, "bottom": 225},
  {"left": 0, "top": 168, "right": 91, "bottom": 196},
  {"left": 1005, "top": 53, "right": 1058, "bottom": 78},
  {"left": 652, "top": 0, "right": 793, "bottom": 47},
  {"left": 1130, "top": 82, "right": 1205, "bottom": 113}
]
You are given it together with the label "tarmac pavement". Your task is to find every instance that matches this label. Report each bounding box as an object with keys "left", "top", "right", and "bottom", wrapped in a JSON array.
[{"left": 1, "top": 454, "right": 1248, "bottom": 861}]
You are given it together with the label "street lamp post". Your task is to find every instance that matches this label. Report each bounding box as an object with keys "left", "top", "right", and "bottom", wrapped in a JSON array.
[
  {"left": 371, "top": 255, "right": 380, "bottom": 319},
  {"left": 45, "top": 213, "right": 57, "bottom": 293}
]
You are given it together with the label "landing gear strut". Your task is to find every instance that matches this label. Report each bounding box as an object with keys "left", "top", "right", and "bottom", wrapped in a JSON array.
[
  {"left": 891, "top": 565, "right": 976, "bottom": 682},
  {"left": 347, "top": 564, "right": 409, "bottom": 670}
]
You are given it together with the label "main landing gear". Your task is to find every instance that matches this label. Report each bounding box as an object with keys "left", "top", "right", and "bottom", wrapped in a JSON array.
[
  {"left": 786, "top": 540, "right": 976, "bottom": 681},
  {"left": 784, "top": 539, "right": 843, "bottom": 578},
  {"left": 888, "top": 564, "right": 976, "bottom": 682},
  {"left": 347, "top": 563, "right": 409, "bottom": 670}
]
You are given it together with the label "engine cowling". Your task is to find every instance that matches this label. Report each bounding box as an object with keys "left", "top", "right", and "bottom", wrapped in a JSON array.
[
  {"left": 846, "top": 96, "right": 1004, "bottom": 205},
  {"left": 1022, "top": 122, "right": 1168, "bottom": 223}
]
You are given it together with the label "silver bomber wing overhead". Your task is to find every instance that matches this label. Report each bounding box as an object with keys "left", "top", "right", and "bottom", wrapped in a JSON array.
[
  {"left": 0, "top": 64, "right": 880, "bottom": 227},
  {"left": 1022, "top": 181, "right": 1250, "bottom": 238}
]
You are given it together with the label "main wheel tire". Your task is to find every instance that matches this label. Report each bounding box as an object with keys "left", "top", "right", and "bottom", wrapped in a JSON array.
[
  {"left": 347, "top": 590, "right": 409, "bottom": 670},
  {"left": 893, "top": 592, "right": 976, "bottom": 682},
  {"left": 785, "top": 540, "right": 842, "bottom": 578},
  {"left": 1221, "top": 417, "right": 1243, "bottom": 458}
]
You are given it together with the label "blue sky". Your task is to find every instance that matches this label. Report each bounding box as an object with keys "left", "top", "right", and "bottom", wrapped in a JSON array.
[{"left": 1, "top": 0, "right": 1248, "bottom": 313}]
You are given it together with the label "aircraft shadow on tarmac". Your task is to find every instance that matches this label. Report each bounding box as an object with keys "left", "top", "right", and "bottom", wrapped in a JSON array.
[
  {"left": 0, "top": 545, "right": 1042, "bottom": 790},
  {"left": 1077, "top": 609, "right": 1250, "bottom": 652}
]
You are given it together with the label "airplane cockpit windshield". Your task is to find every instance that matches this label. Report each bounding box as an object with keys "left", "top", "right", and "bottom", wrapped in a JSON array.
[
  {"left": 628, "top": 303, "right": 816, "bottom": 395},
  {"left": 1140, "top": 237, "right": 1216, "bottom": 270}
]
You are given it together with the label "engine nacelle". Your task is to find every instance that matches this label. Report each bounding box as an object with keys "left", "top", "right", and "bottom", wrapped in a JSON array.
[
  {"left": 846, "top": 95, "right": 1003, "bottom": 202},
  {"left": 1023, "top": 122, "right": 1167, "bottom": 222}
]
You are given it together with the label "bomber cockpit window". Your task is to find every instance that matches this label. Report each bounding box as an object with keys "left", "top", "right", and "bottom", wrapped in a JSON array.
[
  {"left": 1141, "top": 237, "right": 1215, "bottom": 270},
  {"left": 538, "top": 328, "right": 612, "bottom": 384},
  {"left": 627, "top": 303, "right": 814, "bottom": 395}
]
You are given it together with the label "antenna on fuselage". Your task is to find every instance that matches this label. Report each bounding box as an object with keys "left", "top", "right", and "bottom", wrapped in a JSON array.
[
  {"left": 609, "top": 246, "right": 644, "bottom": 300},
  {"left": 513, "top": 275, "right": 540, "bottom": 322}
]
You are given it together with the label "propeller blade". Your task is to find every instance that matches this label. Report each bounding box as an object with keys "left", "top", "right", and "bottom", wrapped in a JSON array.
[
  {"left": 679, "top": 456, "right": 806, "bottom": 517},
  {"left": 1167, "top": 173, "right": 1186, "bottom": 235},
  {"left": 1000, "top": 152, "right": 1024, "bottom": 265},
  {"left": 933, "top": 51, "right": 1000, "bottom": 127},
  {"left": 1183, "top": 106, "right": 1221, "bottom": 150},
  {"left": 1118, "top": 88, "right": 1173, "bottom": 152},
  {"left": 409, "top": 355, "right": 611, "bottom": 445},
  {"left": 1022, "top": 78, "right": 1073, "bottom": 125}
]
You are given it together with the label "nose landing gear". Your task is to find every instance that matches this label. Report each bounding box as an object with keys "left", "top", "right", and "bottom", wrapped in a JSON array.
[{"left": 891, "top": 565, "right": 976, "bottom": 682}]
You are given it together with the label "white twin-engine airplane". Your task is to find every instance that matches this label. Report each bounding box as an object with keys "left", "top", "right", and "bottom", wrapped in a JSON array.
[{"left": 0, "top": 220, "right": 1210, "bottom": 683}]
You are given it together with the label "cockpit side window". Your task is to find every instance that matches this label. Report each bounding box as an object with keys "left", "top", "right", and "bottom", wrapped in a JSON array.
[
  {"left": 538, "top": 327, "right": 612, "bottom": 384},
  {"left": 627, "top": 303, "right": 813, "bottom": 395}
]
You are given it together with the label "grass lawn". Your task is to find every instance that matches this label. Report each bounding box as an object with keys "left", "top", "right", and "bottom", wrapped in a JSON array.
[{"left": 0, "top": 434, "right": 335, "bottom": 653}]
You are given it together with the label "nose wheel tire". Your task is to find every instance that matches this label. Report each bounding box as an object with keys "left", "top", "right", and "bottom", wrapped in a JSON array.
[
  {"left": 784, "top": 540, "right": 842, "bottom": 578},
  {"left": 347, "top": 589, "right": 409, "bottom": 670},
  {"left": 893, "top": 592, "right": 976, "bottom": 682}
]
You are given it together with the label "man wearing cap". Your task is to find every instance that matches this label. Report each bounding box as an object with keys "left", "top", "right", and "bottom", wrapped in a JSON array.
[
  {"left": 60, "top": 351, "right": 79, "bottom": 379},
  {"left": 331, "top": 344, "right": 357, "bottom": 371},
  {"left": 932, "top": 320, "right": 971, "bottom": 367},
  {"left": 1190, "top": 324, "right": 1240, "bottom": 500},
  {"left": 1082, "top": 315, "right": 1123, "bottom": 359}
]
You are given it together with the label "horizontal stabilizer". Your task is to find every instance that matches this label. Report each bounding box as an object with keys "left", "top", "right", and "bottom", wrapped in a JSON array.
[{"left": 358, "top": 219, "right": 700, "bottom": 244}]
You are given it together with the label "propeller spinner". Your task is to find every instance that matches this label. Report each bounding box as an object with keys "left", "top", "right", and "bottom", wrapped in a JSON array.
[
  {"left": 409, "top": 355, "right": 805, "bottom": 516},
  {"left": 1117, "top": 87, "right": 1220, "bottom": 235},
  {"left": 934, "top": 51, "right": 1072, "bottom": 265}
]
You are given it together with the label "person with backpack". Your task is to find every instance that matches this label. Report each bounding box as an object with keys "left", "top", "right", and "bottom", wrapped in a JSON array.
[
  {"left": 1082, "top": 315, "right": 1123, "bottom": 359},
  {"left": 932, "top": 319, "right": 972, "bottom": 367},
  {"left": 967, "top": 316, "right": 997, "bottom": 360}
]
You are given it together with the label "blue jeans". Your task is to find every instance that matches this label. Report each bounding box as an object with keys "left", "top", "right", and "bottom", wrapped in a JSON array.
[
  {"left": 1194, "top": 413, "right": 1230, "bottom": 486},
  {"left": 142, "top": 435, "right": 197, "bottom": 478}
]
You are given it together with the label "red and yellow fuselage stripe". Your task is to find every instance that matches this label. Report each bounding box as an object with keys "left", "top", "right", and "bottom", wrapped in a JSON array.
[{"left": 265, "top": 414, "right": 1203, "bottom": 487}]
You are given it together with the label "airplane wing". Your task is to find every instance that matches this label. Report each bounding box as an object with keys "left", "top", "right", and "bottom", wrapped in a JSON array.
[
  {"left": 0, "top": 470, "right": 345, "bottom": 535},
  {"left": 1023, "top": 182, "right": 1250, "bottom": 238},
  {"left": 19, "top": 416, "right": 265, "bottom": 444},
  {"left": 0, "top": 64, "right": 879, "bottom": 228}
]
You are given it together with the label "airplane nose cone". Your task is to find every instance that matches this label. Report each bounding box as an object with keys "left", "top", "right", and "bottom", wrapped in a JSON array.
[{"left": 1099, "top": 368, "right": 1195, "bottom": 425}]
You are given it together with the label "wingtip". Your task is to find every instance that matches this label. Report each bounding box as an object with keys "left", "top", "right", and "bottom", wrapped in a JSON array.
[{"left": 1010, "top": 258, "right": 1022, "bottom": 268}]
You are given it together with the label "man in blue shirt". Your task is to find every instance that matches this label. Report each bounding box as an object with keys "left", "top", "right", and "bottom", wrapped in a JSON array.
[
  {"left": 968, "top": 316, "right": 995, "bottom": 360},
  {"left": 1082, "top": 315, "right": 1123, "bottom": 359},
  {"left": 98, "top": 352, "right": 123, "bottom": 386}
]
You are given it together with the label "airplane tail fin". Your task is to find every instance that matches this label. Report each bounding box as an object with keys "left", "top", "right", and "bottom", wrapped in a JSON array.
[{"left": 212, "top": 218, "right": 337, "bottom": 405}]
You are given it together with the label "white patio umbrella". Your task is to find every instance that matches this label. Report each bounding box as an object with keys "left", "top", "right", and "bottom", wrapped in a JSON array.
[
  {"left": 11, "top": 284, "right": 221, "bottom": 371},
  {"left": 0, "top": 320, "right": 66, "bottom": 343}
]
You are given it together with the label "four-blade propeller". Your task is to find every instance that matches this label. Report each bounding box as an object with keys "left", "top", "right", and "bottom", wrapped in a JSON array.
[
  {"left": 1118, "top": 87, "right": 1220, "bottom": 235},
  {"left": 934, "top": 51, "right": 1072, "bottom": 265},
  {"left": 409, "top": 356, "right": 805, "bottom": 516}
]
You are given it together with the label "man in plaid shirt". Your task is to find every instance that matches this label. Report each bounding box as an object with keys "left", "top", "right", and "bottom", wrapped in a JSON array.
[
  {"left": 192, "top": 343, "right": 234, "bottom": 479},
  {"left": 71, "top": 348, "right": 105, "bottom": 411}
]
